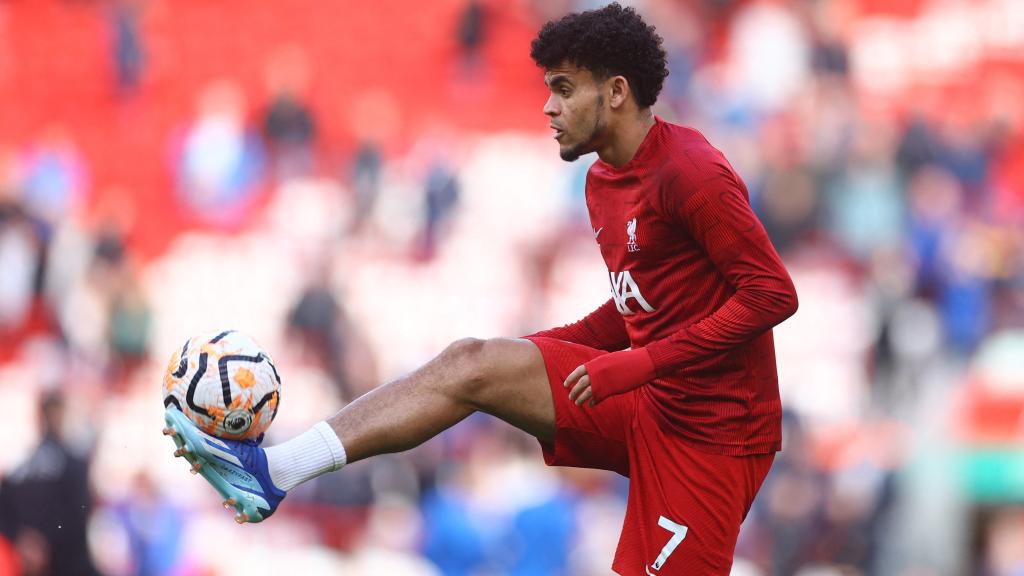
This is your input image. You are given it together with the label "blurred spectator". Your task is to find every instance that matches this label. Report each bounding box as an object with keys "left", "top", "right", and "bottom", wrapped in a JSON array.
[
  {"left": 107, "top": 268, "right": 152, "bottom": 387},
  {"left": 112, "top": 473, "right": 185, "bottom": 576},
  {"left": 111, "top": 0, "right": 145, "bottom": 95},
  {"left": 937, "top": 122, "right": 994, "bottom": 216},
  {"left": 0, "top": 391, "right": 99, "bottom": 576},
  {"left": 649, "top": 1, "right": 701, "bottom": 115},
  {"left": 816, "top": 462, "right": 896, "bottom": 573},
  {"left": 907, "top": 166, "right": 962, "bottom": 300},
  {"left": 906, "top": 166, "right": 994, "bottom": 353},
  {"left": 755, "top": 113, "right": 820, "bottom": 256},
  {"left": 421, "top": 420, "right": 575, "bottom": 575},
  {"left": 456, "top": 0, "right": 487, "bottom": 71},
  {"left": 807, "top": 0, "right": 849, "bottom": 79},
  {"left": 896, "top": 117, "right": 942, "bottom": 178},
  {"left": 20, "top": 125, "right": 88, "bottom": 229},
  {"left": 0, "top": 185, "right": 40, "bottom": 335},
  {"left": 345, "top": 496, "right": 440, "bottom": 575},
  {"left": 756, "top": 412, "right": 828, "bottom": 575},
  {"left": 508, "top": 489, "right": 576, "bottom": 576},
  {"left": 757, "top": 164, "right": 819, "bottom": 256},
  {"left": 348, "top": 140, "right": 383, "bottom": 234},
  {"left": 864, "top": 246, "right": 935, "bottom": 407},
  {"left": 726, "top": 1, "right": 810, "bottom": 113},
  {"left": 287, "top": 261, "right": 354, "bottom": 401},
  {"left": 937, "top": 221, "right": 995, "bottom": 354},
  {"left": 823, "top": 122, "right": 904, "bottom": 261},
  {"left": 91, "top": 214, "right": 152, "bottom": 385},
  {"left": 176, "top": 80, "right": 264, "bottom": 226},
  {"left": 0, "top": 147, "right": 51, "bottom": 361},
  {"left": 421, "top": 484, "right": 488, "bottom": 575},
  {"left": 419, "top": 161, "right": 460, "bottom": 260},
  {"left": 261, "top": 47, "right": 317, "bottom": 182}
]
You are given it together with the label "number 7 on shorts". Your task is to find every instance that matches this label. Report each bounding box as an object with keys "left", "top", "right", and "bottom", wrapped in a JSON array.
[{"left": 648, "top": 515, "right": 688, "bottom": 572}]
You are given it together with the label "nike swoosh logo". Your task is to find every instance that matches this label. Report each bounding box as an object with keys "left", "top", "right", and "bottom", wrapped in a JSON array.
[{"left": 594, "top": 227, "right": 604, "bottom": 239}]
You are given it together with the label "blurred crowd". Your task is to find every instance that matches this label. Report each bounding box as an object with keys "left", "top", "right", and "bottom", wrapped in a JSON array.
[{"left": 1, "top": 0, "right": 1023, "bottom": 575}]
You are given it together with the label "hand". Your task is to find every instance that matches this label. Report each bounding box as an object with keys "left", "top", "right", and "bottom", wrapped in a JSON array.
[{"left": 564, "top": 364, "right": 598, "bottom": 407}]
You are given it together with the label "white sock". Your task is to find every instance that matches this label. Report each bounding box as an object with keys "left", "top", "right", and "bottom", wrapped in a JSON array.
[{"left": 264, "top": 421, "right": 347, "bottom": 492}]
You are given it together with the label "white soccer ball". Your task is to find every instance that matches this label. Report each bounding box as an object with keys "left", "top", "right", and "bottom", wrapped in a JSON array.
[{"left": 162, "top": 330, "right": 281, "bottom": 441}]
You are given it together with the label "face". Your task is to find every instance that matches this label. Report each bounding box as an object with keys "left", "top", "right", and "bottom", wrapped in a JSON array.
[{"left": 543, "top": 62, "right": 608, "bottom": 162}]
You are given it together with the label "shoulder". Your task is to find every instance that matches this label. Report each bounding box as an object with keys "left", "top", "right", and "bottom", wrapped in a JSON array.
[
  {"left": 656, "top": 122, "right": 734, "bottom": 188},
  {"left": 651, "top": 123, "right": 748, "bottom": 217}
]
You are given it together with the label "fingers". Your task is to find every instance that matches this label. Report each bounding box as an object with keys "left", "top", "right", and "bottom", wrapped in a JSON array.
[
  {"left": 568, "top": 375, "right": 590, "bottom": 404},
  {"left": 565, "top": 364, "right": 599, "bottom": 407},
  {"left": 573, "top": 385, "right": 593, "bottom": 407},
  {"left": 563, "top": 364, "right": 587, "bottom": 389}
]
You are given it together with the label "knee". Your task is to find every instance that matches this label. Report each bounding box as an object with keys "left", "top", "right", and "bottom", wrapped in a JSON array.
[
  {"left": 442, "top": 337, "right": 490, "bottom": 382},
  {"left": 440, "top": 337, "right": 498, "bottom": 403}
]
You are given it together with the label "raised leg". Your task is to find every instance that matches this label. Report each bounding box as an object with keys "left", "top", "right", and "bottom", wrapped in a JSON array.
[{"left": 328, "top": 337, "right": 556, "bottom": 463}]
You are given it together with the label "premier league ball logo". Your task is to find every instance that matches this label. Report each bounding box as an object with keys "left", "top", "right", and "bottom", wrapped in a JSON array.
[{"left": 224, "top": 409, "right": 254, "bottom": 435}]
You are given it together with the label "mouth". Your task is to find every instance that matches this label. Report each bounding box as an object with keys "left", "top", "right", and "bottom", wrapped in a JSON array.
[{"left": 550, "top": 125, "right": 564, "bottom": 141}]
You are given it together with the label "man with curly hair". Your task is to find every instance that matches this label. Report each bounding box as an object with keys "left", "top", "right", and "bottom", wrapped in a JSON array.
[{"left": 163, "top": 3, "right": 798, "bottom": 574}]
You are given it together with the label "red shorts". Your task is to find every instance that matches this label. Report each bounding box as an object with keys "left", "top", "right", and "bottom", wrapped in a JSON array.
[{"left": 526, "top": 337, "right": 775, "bottom": 575}]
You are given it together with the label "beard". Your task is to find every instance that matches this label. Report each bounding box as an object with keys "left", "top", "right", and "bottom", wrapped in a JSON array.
[
  {"left": 559, "top": 95, "right": 606, "bottom": 162},
  {"left": 559, "top": 143, "right": 588, "bottom": 162},
  {"left": 561, "top": 140, "right": 593, "bottom": 162}
]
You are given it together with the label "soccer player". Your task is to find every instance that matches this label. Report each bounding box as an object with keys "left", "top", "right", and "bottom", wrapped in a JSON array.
[{"left": 163, "top": 4, "right": 798, "bottom": 574}]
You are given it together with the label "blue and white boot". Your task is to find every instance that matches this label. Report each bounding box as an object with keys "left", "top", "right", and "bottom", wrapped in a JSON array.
[{"left": 163, "top": 407, "right": 286, "bottom": 523}]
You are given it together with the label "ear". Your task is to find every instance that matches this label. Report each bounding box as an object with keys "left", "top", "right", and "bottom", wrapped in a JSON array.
[{"left": 607, "top": 75, "right": 630, "bottom": 110}]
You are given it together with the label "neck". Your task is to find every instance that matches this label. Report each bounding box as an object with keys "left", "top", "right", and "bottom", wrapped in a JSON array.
[{"left": 596, "top": 110, "right": 656, "bottom": 168}]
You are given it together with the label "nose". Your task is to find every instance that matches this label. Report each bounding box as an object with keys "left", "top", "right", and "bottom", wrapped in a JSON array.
[{"left": 543, "top": 94, "right": 560, "bottom": 117}]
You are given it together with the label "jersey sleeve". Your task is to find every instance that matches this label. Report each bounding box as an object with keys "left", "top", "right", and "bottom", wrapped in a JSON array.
[
  {"left": 585, "top": 147, "right": 798, "bottom": 402},
  {"left": 644, "top": 148, "right": 798, "bottom": 376},
  {"left": 526, "top": 298, "right": 631, "bottom": 352}
]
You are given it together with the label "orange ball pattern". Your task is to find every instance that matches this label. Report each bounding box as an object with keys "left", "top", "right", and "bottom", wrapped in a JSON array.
[{"left": 163, "top": 330, "right": 281, "bottom": 441}]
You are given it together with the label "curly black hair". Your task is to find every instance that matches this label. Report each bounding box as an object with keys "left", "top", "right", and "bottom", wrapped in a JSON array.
[{"left": 530, "top": 3, "right": 668, "bottom": 109}]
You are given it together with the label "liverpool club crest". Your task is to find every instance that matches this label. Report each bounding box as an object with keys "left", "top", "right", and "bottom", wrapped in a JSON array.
[{"left": 626, "top": 218, "right": 639, "bottom": 253}]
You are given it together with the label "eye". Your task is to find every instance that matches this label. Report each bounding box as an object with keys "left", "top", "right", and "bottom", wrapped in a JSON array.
[{"left": 560, "top": 88, "right": 571, "bottom": 97}]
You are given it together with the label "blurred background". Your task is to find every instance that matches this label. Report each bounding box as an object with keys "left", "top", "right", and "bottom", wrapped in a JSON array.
[{"left": 0, "top": 0, "right": 1022, "bottom": 574}]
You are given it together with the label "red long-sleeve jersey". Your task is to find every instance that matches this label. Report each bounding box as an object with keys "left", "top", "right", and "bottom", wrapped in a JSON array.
[{"left": 531, "top": 117, "right": 798, "bottom": 455}]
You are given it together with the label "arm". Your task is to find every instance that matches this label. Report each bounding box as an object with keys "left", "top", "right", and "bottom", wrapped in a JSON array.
[
  {"left": 580, "top": 151, "right": 798, "bottom": 403},
  {"left": 527, "top": 298, "right": 630, "bottom": 352}
]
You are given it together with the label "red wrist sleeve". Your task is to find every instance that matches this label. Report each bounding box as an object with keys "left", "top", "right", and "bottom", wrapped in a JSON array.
[{"left": 584, "top": 348, "right": 656, "bottom": 402}]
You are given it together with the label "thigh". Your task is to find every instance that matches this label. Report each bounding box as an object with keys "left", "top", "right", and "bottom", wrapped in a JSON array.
[
  {"left": 521, "top": 336, "right": 637, "bottom": 477},
  {"left": 467, "top": 337, "right": 558, "bottom": 442},
  {"left": 613, "top": 401, "right": 775, "bottom": 575}
]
